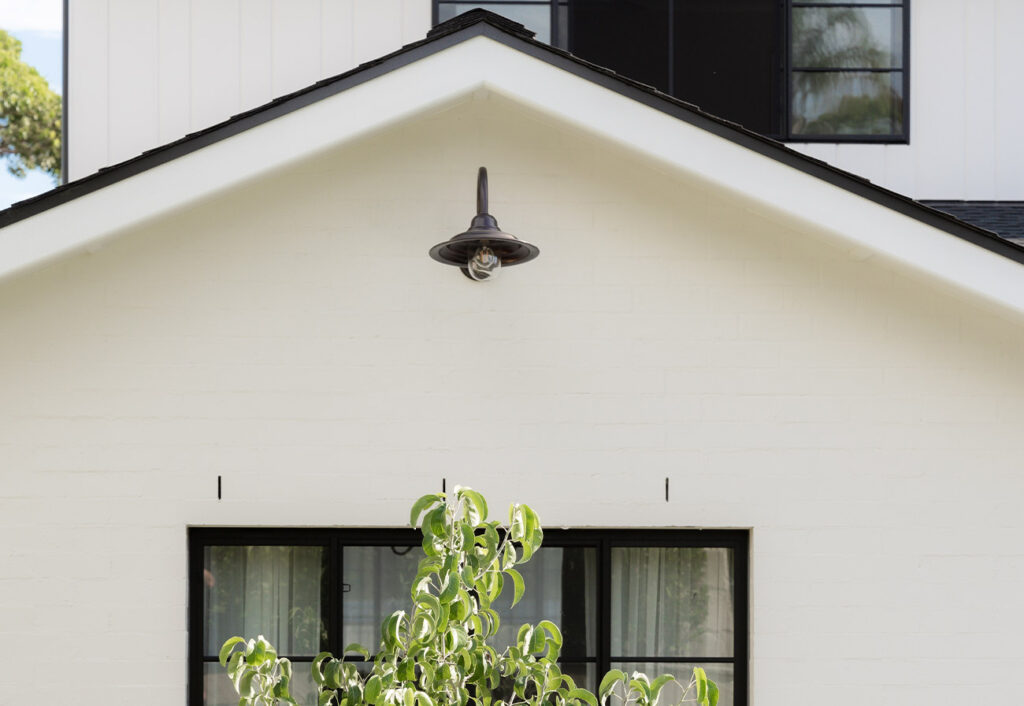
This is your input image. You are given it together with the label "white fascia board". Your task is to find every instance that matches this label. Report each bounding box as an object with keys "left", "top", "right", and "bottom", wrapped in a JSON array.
[{"left": 2, "top": 35, "right": 1022, "bottom": 317}]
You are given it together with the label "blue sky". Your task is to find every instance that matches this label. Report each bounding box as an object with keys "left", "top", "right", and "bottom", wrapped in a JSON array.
[{"left": 0, "top": 0, "right": 63, "bottom": 209}]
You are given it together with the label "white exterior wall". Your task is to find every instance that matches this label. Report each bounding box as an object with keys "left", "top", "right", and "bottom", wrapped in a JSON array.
[
  {"left": 5, "top": 94, "right": 1024, "bottom": 705},
  {"left": 66, "top": 0, "right": 432, "bottom": 180},
  {"left": 67, "top": 0, "right": 1024, "bottom": 200}
]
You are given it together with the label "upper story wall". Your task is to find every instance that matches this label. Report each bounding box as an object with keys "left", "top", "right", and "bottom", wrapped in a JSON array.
[
  {"left": 67, "top": 0, "right": 1024, "bottom": 200},
  {"left": 66, "top": 0, "right": 432, "bottom": 181}
]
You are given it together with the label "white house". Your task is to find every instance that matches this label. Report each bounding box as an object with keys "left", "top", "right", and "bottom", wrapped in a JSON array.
[{"left": 3, "top": 3, "right": 1024, "bottom": 706}]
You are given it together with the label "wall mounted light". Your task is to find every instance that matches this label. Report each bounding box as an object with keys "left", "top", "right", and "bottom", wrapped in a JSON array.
[{"left": 429, "top": 167, "right": 539, "bottom": 281}]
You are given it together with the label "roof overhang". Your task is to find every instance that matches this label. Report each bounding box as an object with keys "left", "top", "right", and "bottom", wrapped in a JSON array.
[{"left": 2, "top": 17, "right": 1024, "bottom": 315}]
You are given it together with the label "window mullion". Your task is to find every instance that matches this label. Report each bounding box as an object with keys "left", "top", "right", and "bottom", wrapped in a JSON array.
[
  {"left": 330, "top": 534, "right": 342, "bottom": 657},
  {"left": 598, "top": 535, "right": 611, "bottom": 680}
]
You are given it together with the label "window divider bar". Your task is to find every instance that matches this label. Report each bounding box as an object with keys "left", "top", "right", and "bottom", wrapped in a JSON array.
[
  {"left": 791, "top": 67, "right": 902, "bottom": 72},
  {"left": 609, "top": 656, "right": 736, "bottom": 664},
  {"left": 598, "top": 535, "right": 611, "bottom": 681}
]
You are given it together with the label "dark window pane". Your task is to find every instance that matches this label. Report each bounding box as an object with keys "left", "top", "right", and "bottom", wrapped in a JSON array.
[
  {"left": 673, "top": 0, "right": 780, "bottom": 134},
  {"left": 437, "top": 3, "right": 552, "bottom": 43},
  {"left": 569, "top": 0, "right": 670, "bottom": 93},
  {"left": 342, "top": 545, "right": 422, "bottom": 649},
  {"left": 202, "top": 546, "right": 327, "bottom": 656},
  {"left": 490, "top": 547, "right": 596, "bottom": 657},
  {"left": 610, "top": 547, "right": 734, "bottom": 658},
  {"left": 792, "top": 7, "right": 902, "bottom": 69},
  {"left": 556, "top": 2, "right": 568, "bottom": 48},
  {"left": 791, "top": 70, "right": 903, "bottom": 135},
  {"left": 611, "top": 662, "right": 734, "bottom": 706}
]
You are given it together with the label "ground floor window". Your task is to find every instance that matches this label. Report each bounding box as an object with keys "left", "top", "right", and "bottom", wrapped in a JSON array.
[{"left": 189, "top": 528, "right": 748, "bottom": 706}]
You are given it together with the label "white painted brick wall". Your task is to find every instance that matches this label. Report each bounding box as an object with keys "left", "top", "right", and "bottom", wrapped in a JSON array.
[{"left": 4, "top": 94, "right": 1024, "bottom": 705}]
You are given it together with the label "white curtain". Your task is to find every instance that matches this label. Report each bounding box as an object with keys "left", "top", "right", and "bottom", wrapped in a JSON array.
[
  {"left": 204, "top": 545, "right": 325, "bottom": 656},
  {"left": 610, "top": 547, "right": 733, "bottom": 658}
]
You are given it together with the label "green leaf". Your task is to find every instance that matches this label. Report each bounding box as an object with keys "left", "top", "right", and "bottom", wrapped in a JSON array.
[
  {"left": 459, "top": 488, "right": 489, "bottom": 525},
  {"left": 219, "top": 637, "right": 246, "bottom": 666},
  {"left": 629, "top": 677, "right": 651, "bottom": 702},
  {"left": 487, "top": 572, "right": 504, "bottom": 604},
  {"left": 342, "top": 643, "right": 371, "bottom": 660},
  {"left": 599, "top": 670, "right": 626, "bottom": 701},
  {"left": 509, "top": 505, "right": 525, "bottom": 541},
  {"left": 507, "top": 568, "right": 525, "bottom": 607},
  {"left": 529, "top": 625, "right": 546, "bottom": 654},
  {"left": 325, "top": 660, "right": 341, "bottom": 689},
  {"left": 368, "top": 672, "right": 385, "bottom": 700},
  {"left": 538, "top": 620, "right": 562, "bottom": 649},
  {"left": 415, "top": 590, "right": 441, "bottom": 618},
  {"left": 427, "top": 505, "right": 447, "bottom": 539},
  {"left": 238, "top": 670, "right": 257, "bottom": 699},
  {"left": 567, "top": 689, "right": 598, "bottom": 706},
  {"left": 694, "top": 668, "right": 708, "bottom": 706},
  {"left": 318, "top": 691, "right": 335, "bottom": 706},
  {"left": 410, "top": 493, "right": 444, "bottom": 528},
  {"left": 650, "top": 675, "right": 674, "bottom": 703},
  {"left": 226, "top": 651, "right": 244, "bottom": 679},
  {"left": 411, "top": 613, "right": 435, "bottom": 641},
  {"left": 707, "top": 679, "right": 720, "bottom": 706},
  {"left": 439, "top": 573, "right": 459, "bottom": 604},
  {"left": 311, "top": 652, "right": 332, "bottom": 686}
]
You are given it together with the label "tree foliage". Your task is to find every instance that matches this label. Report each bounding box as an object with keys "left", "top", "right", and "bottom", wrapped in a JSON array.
[
  {"left": 221, "top": 487, "right": 719, "bottom": 706},
  {"left": 0, "top": 29, "right": 60, "bottom": 178}
]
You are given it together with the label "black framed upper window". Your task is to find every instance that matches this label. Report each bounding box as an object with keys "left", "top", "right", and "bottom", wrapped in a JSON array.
[
  {"left": 433, "top": 0, "right": 908, "bottom": 142},
  {"left": 189, "top": 528, "right": 748, "bottom": 706},
  {"left": 789, "top": 1, "right": 907, "bottom": 139}
]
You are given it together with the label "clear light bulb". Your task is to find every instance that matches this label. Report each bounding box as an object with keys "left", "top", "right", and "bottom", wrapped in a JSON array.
[{"left": 466, "top": 245, "right": 500, "bottom": 281}]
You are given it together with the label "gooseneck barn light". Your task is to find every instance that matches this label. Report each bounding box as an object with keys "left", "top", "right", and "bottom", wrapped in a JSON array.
[{"left": 429, "top": 167, "right": 540, "bottom": 281}]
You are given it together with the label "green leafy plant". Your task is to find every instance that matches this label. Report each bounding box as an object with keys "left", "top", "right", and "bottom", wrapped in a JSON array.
[{"left": 220, "top": 487, "right": 719, "bottom": 706}]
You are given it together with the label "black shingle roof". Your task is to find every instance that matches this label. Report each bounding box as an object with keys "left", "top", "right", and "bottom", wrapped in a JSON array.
[
  {"left": 1, "top": 9, "right": 1023, "bottom": 270},
  {"left": 920, "top": 201, "right": 1024, "bottom": 243}
]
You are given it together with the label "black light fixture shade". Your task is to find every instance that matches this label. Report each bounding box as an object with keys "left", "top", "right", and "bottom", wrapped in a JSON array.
[{"left": 429, "top": 167, "right": 539, "bottom": 279}]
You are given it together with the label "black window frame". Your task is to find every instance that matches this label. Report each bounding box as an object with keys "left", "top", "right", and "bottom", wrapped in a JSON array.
[
  {"left": 786, "top": 0, "right": 910, "bottom": 143},
  {"left": 188, "top": 527, "right": 749, "bottom": 706},
  {"left": 431, "top": 0, "right": 909, "bottom": 144}
]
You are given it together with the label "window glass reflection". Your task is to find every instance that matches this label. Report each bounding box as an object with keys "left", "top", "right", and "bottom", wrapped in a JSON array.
[
  {"left": 203, "top": 546, "right": 327, "bottom": 656},
  {"left": 343, "top": 545, "right": 422, "bottom": 649},
  {"left": 792, "top": 7, "right": 902, "bottom": 69},
  {"left": 490, "top": 546, "right": 596, "bottom": 657},
  {"left": 791, "top": 70, "right": 903, "bottom": 135},
  {"left": 611, "top": 547, "right": 735, "bottom": 658}
]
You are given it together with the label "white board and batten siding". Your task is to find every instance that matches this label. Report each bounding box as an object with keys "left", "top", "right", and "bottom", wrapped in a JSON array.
[
  {"left": 68, "top": 0, "right": 1024, "bottom": 200},
  {"left": 66, "top": 0, "right": 432, "bottom": 180}
]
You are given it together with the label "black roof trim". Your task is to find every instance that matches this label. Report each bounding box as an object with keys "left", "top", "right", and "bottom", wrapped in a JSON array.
[
  {"left": 426, "top": 8, "right": 535, "bottom": 40},
  {"left": 3, "top": 9, "right": 1023, "bottom": 270}
]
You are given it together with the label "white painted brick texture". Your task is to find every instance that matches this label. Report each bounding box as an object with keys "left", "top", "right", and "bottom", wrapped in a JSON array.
[{"left": 4, "top": 96, "right": 1024, "bottom": 704}]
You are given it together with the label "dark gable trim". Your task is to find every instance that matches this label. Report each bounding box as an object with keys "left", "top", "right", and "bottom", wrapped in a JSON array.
[{"left": 4, "top": 9, "right": 1023, "bottom": 270}]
